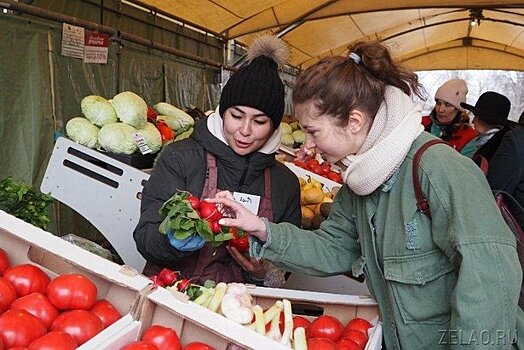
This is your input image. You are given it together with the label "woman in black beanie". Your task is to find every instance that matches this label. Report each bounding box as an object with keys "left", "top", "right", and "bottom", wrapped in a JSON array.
[{"left": 133, "top": 36, "right": 301, "bottom": 287}]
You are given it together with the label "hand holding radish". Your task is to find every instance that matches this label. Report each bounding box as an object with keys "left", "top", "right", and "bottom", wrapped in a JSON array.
[{"left": 208, "top": 192, "right": 268, "bottom": 241}]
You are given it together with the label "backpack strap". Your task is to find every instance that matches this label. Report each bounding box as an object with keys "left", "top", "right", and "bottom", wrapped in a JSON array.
[
  {"left": 413, "top": 139, "right": 449, "bottom": 219},
  {"left": 472, "top": 154, "right": 489, "bottom": 176}
]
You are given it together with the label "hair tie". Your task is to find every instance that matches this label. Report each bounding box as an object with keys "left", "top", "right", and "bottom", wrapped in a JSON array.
[{"left": 348, "top": 52, "right": 361, "bottom": 64}]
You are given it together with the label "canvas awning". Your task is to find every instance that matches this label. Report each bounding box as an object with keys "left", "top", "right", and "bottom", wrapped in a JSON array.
[{"left": 133, "top": 0, "right": 524, "bottom": 71}]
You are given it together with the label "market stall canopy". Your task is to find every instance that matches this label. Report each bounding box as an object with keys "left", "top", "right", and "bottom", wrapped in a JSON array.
[{"left": 133, "top": 0, "right": 524, "bottom": 71}]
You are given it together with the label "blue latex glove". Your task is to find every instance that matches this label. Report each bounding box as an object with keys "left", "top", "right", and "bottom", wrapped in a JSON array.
[{"left": 167, "top": 229, "right": 205, "bottom": 251}]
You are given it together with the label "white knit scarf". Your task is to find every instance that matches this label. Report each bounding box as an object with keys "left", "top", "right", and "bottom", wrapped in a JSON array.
[
  {"left": 207, "top": 106, "right": 282, "bottom": 154},
  {"left": 342, "top": 86, "right": 424, "bottom": 196}
]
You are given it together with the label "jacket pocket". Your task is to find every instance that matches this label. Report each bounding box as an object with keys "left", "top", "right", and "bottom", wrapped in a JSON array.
[{"left": 383, "top": 249, "right": 455, "bottom": 325}]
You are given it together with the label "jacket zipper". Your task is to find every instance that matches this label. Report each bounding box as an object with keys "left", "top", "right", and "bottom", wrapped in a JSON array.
[{"left": 238, "top": 155, "right": 250, "bottom": 188}]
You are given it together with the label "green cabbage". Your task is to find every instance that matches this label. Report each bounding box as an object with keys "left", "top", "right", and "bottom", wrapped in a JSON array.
[
  {"left": 66, "top": 117, "right": 100, "bottom": 148},
  {"left": 156, "top": 114, "right": 181, "bottom": 131},
  {"left": 154, "top": 102, "right": 194, "bottom": 131},
  {"left": 98, "top": 122, "right": 138, "bottom": 155},
  {"left": 137, "top": 122, "right": 162, "bottom": 153},
  {"left": 111, "top": 91, "right": 148, "bottom": 129},
  {"left": 81, "top": 95, "right": 117, "bottom": 127}
]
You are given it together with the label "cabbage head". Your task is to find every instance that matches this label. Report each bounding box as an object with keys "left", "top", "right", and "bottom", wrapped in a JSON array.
[
  {"left": 137, "top": 122, "right": 162, "bottom": 153},
  {"left": 111, "top": 91, "right": 148, "bottom": 129},
  {"left": 81, "top": 95, "right": 117, "bottom": 127},
  {"left": 66, "top": 117, "right": 100, "bottom": 148},
  {"left": 154, "top": 102, "right": 194, "bottom": 131},
  {"left": 98, "top": 122, "right": 138, "bottom": 155}
]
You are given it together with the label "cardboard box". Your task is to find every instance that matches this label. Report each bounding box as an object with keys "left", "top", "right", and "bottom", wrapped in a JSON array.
[
  {"left": 0, "top": 210, "right": 152, "bottom": 348},
  {"left": 103, "top": 285, "right": 382, "bottom": 350},
  {"left": 248, "top": 286, "right": 382, "bottom": 350},
  {"left": 124, "top": 286, "right": 291, "bottom": 350}
]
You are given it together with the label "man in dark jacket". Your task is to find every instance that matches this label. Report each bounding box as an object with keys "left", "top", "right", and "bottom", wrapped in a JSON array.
[
  {"left": 488, "top": 123, "right": 524, "bottom": 208},
  {"left": 461, "top": 91, "right": 512, "bottom": 162}
]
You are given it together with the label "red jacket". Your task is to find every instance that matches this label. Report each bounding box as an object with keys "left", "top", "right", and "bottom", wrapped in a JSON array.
[{"left": 422, "top": 116, "right": 477, "bottom": 152}]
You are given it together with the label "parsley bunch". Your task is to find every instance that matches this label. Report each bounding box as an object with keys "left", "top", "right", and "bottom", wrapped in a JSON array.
[
  {"left": 0, "top": 177, "right": 54, "bottom": 229},
  {"left": 159, "top": 191, "right": 233, "bottom": 246}
]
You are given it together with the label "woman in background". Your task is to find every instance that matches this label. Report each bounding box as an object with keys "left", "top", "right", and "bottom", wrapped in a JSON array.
[{"left": 422, "top": 79, "right": 477, "bottom": 157}]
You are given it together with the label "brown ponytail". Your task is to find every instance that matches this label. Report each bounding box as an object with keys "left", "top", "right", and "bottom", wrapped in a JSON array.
[{"left": 292, "top": 41, "right": 424, "bottom": 125}]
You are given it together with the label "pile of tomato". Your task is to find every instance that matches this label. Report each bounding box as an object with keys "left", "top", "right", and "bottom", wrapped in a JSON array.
[
  {"left": 0, "top": 248, "right": 121, "bottom": 349},
  {"left": 120, "top": 324, "right": 215, "bottom": 350},
  {"left": 293, "top": 159, "right": 343, "bottom": 184},
  {"left": 266, "top": 311, "right": 372, "bottom": 350},
  {"left": 302, "top": 315, "right": 372, "bottom": 350}
]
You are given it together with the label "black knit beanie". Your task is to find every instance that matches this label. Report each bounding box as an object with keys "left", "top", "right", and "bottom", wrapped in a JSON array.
[{"left": 219, "top": 36, "right": 289, "bottom": 131}]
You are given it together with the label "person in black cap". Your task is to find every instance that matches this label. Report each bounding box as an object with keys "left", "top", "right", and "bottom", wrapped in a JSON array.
[
  {"left": 133, "top": 36, "right": 301, "bottom": 287},
  {"left": 460, "top": 91, "right": 512, "bottom": 162}
]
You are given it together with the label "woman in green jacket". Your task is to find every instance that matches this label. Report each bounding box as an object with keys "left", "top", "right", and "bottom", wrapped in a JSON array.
[{"left": 211, "top": 41, "right": 523, "bottom": 349}]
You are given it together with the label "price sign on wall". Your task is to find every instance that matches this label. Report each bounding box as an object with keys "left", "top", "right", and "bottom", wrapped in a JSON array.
[
  {"left": 61, "top": 23, "right": 85, "bottom": 59},
  {"left": 84, "top": 32, "right": 110, "bottom": 64}
]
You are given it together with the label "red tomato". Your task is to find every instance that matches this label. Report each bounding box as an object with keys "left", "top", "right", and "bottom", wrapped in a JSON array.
[
  {"left": 10, "top": 292, "right": 59, "bottom": 329},
  {"left": 0, "top": 248, "right": 10, "bottom": 274},
  {"left": 309, "top": 164, "right": 323, "bottom": 175},
  {"left": 46, "top": 274, "right": 97, "bottom": 310},
  {"left": 307, "top": 315, "right": 344, "bottom": 342},
  {"left": 342, "top": 330, "right": 368, "bottom": 349},
  {"left": 121, "top": 341, "right": 159, "bottom": 350},
  {"left": 307, "top": 337, "right": 337, "bottom": 350},
  {"left": 183, "top": 342, "right": 215, "bottom": 350},
  {"left": 293, "top": 159, "right": 308, "bottom": 169},
  {"left": 0, "top": 277, "right": 16, "bottom": 314},
  {"left": 293, "top": 315, "right": 312, "bottom": 331},
  {"left": 306, "top": 159, "right": 320, "bottom": 169},
  {"left": 141, "top": 325, "right": 181, "bottom": 350},
  {"left": 228, "top": 236, "right": 249, "bottom": 253},
  {"left": 89, "top": 299, "right": 121, "bottom": 328},
  {"left": 187, "top": 195, "right": 201, "bottom": 211},
  {"left": 27, "top": 331, "right": 78, "bottom": 350},
  {"left": 3, "top": 264, "right": 50, "bottom": 297},
  {"left": 336, "top": 338, "right": 361, "bottom": 350},
  {"left": 0, "top": 310, "right": 46, "bottom": 348},
  {"left": 199, "top": 202, "right": 223, "bottom": 222},
  {"left": 50, "top": 309, "right": 103, "bottom": 345},
  {"left": 344, "top": 317, "right": 371, "bottom": 336},
  {"left": 327, "top": 171, "right": 343, "bottom": 184}
]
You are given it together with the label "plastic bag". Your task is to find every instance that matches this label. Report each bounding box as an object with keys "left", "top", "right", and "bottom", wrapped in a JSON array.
[{"left": 61, "top": 233, "right": 114, "bottom": 261}]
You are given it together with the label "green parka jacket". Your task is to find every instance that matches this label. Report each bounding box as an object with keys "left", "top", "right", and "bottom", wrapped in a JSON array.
[{"left": 252, "top": 132, "right": 524, "bottom": 349}]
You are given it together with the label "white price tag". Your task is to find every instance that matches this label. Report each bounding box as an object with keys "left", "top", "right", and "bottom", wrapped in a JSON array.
[
  {"left": 133, "top": 133, "right": 152, "bottom": 155},
  {"left": 233, "top": 192, "right": 261, "bottom": 215}
]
